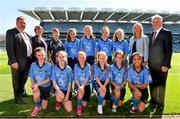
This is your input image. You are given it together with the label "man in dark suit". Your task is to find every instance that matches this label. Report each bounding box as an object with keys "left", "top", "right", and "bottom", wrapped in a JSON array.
[
  {"left": 148, "top": 15, "right": 172, "bottom": 111},
  {"left": 6, "top": 16, "right": 32, "bottom": 104}
]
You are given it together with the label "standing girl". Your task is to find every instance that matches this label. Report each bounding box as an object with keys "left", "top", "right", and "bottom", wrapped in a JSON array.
[
  {"left": 51, "top": 51, "right": 73, "bottom": 112},
  {"left": 80, "top": 25, "right": 97, "bottom": 66},
  {"left": 112, "top": 28, "right": 128, "bottom": 67},
  {"left": 64, "top": 28, "right": 80, "bottom": 69},
  {"left": 97, "top": 26, "right": 113, "bottom": 64}
]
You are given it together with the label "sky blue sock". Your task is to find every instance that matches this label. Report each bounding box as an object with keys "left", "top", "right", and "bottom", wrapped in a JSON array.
[
  {"left": 133, "top": 98, "right": 139, "bottom": 108},
  {"left": 114, "top": 97, "right": 119, "bottom": 105},
  {"left": 77, "top": 99, "right": 82, "bottom": 107},
  {"left": 98, "top": 95, "right": 104, "bottom": 105},
  {"left": 35, "top": 100, "right": 41, "bottom": 107}
]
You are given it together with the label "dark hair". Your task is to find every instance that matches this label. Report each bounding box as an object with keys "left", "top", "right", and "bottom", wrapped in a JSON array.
[
  {"left": 16, "top": 16, "right": 25, "bottom": 23},
  {"left": 52, "top": 27, "right": 60, "bottom": 33},
  {"left": 34, "top": 25, "right": 44, "bottom": 33},
  {"left": 66, "top": 28, "right": 77, "bottom": 42},
  {"left": 132, "top": 52, "right": 143, "bottom": 59}
]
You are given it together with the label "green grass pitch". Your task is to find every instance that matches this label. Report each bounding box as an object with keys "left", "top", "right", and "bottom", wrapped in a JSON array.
[{"left": 0, "top": 52, "right": 180, "bottom": 117}]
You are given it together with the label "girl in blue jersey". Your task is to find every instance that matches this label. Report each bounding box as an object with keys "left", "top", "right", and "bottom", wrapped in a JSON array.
[
  {"left": 109, "top": 50, "right": 127, "bottom": 112},
  {"left": 74, "top": 51, "right": 91, "bottom": 116},
  {"left": 112, "top": 28, "right": 129, "bottom": 67},
  {"left": 64, "top": 28, "right": 80, "bottom": 69},
  {"left": 80, "top": 25, "right": 97, "bottom": 66},
  {"left": 93, "top": 51, "right": 110, "bottom": 114},
  {"left": 29, "top": 47, "right": 52, "bottom": 117},
  {"left": 97, "top": 26, "right": 113, "bottom": 64},
  {"left": 127, "top": 52, "right": 152, "bottom": 113},
  {"left": 51, "top": 51, "right": 73, "bottom": 112}
]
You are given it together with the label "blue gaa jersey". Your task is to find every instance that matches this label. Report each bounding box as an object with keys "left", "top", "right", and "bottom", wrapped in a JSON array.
[
  {"left": 29, "top": 62, "right": 52, "bottom": 87},
  {"left": 93, "top": 64, "right": 109, "bottom": 82},
  {"left": 64, "top": 39, "right": 80, "bottom": 58},
  {"left": 51, "top": 65, "right": 72, "bottom": 91},
  {"left": 74, "top": 63, "right": 91, "bottom": 86},
  {"left": 97, "top": 38, "right": 113, "bottom": 57},
  {"left": 127, "top": 66, "right": 152, "bottom": 86},
  {"left": 80, "top": 37, "right": 97, "bottom": 56},
  {"left": 112, "top": 40, "right": 129, "bottom": 54},
  {"left": 109, "top": 63, "right": 126, "bottom": 88}
]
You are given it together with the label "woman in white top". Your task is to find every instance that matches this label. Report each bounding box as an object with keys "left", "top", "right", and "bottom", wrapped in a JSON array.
[{"left": 129, "top": 22, "right": 149, "bottom": 66}]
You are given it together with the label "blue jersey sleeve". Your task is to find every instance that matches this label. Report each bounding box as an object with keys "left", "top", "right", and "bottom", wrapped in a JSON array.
[
  {"left": 85, "top": 64, "right": 91, "bottom": 79},
  {"left": 51, "top": 66, "right": 56, "bottom": 81},
  {"left": 68, "top": 67, "right": 73, "bottom": 83},
  {"left": 80, "top": 38, "right": 84, "bottom": 51},
  {"left": 29, "top": 63, "right": 35, "bottom": 80},
  {"left": 74, "top": 64, "right": 78, "bottom": 81},
  {"left": 47, "top": 64, "right": 52, "bottom": 79},
  {"left": 124, "top": 41, "right": 129, "bottom": 54},
  {"left": 127, "top": 68, "right": 133, "bottom": 83},
  {"left": 64, "top": 41, "right": 68, "bottom": 52},
  {"left": 109, "top": 65, "right": 113, "bottom": 80},
  {"left": 143, "top": 68, "right": 152, "bottom": 84},
  {"left": 93, "top": 65, "right": 99, "bottom": 78}
]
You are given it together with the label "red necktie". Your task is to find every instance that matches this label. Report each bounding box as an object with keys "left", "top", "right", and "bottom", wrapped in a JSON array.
[{"left": 152, "top": 31, "right": 157, "bottom": 44}]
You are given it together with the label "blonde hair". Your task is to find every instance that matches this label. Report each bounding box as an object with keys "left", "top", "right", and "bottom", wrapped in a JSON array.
[
  {"left": 66, "top": 28, "right": 77, "bottom": 42},
  {"left": 114, "top": 50, "right": 124, "bottom": 58},
  {"left": 101, "top": 26, "right": 110, "bottom": 35},
  {"left": 132, "top": 22, "right": 144, "bottom": 39},
  {"left": 83, "top": 25, "right": 95, "bottom": 38},
  {"left": 78, "top": 51, "right": 87, "bottom": 58},
  {"left": 56, "top": 51, "right": 68, "bottom": 64},
  {"left": 97, "top": 51, "right": 109, "bottom": 69},
  {"left": 113, "top": 28, "right": 124, "bottom": 41}
]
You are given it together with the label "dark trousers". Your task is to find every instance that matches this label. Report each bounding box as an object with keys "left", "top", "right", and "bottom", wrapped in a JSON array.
[
  {"left": 149, "top": 68, "right": 168, "bottom": 107},
  {"left": 86, "top": 56, "right": 95, "bottom": 66},
  {"left": 11, "top": 59, "right": 32, "bottom": 102},
  {"left": 68, "top": 57, "right": 78, "bottom": 70}
]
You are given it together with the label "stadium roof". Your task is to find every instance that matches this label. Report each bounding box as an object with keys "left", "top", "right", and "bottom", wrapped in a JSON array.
[{"left": 19, "top": 7, "right": 180, "bottom": 23}]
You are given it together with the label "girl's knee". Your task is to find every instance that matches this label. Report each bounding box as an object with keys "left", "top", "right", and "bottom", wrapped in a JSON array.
[
  {"left": 138, "top": 102, "right": 145, "bottom": 112},
  {"left": 114, "top": 92, "right": 120, "bottom": 98},
  {"left": 66, "top": 107, "right": 72, "bottom": 112}
]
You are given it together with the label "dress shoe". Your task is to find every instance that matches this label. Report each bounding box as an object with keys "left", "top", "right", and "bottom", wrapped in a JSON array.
[
  {"left": 15, "top": 98, "right": 27, "bottom": 104},
  {"left": 156, "top": 105, "right": 164, "bottom": 111}
]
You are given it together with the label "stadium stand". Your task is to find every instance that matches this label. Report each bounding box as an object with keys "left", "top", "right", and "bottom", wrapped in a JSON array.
[{"left": 1, "top": 7, "right": 180, "bottom": 52}]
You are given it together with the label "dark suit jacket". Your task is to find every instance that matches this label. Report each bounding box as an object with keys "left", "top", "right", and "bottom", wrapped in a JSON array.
[
  {"left": 6, "top": 28, "right": 32, "bottom": 70},
  {"left": 148, "top": 28, "right": 172, "bottom": 71},
  {"left": 31, "top": 35, "right": 47, "bottom": 61}
]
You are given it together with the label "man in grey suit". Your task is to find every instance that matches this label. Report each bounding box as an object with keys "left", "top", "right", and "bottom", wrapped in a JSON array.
[
  {"left": 148, "top": 15, "right": 172, "bottom": 111},
  {"left": 6, "top": 16, "right": 32, "bottom": 104}
]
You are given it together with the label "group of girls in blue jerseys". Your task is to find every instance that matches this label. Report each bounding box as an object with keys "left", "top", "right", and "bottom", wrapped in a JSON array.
[{"left": 28, "top": 24, "right": 152, "bottom": 117}]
